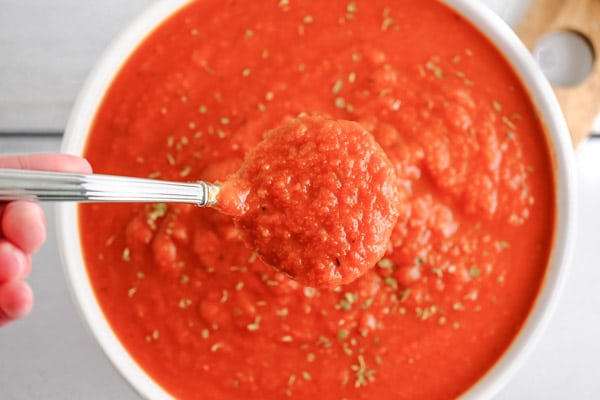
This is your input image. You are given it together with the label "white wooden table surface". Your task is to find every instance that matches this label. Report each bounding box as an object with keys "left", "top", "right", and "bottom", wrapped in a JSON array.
[
  {"left": 1, "top": 1, "right": 600, "bottom": 399},
  {"left": 0, "top": 0, "right": 153, "bottom": 133}
]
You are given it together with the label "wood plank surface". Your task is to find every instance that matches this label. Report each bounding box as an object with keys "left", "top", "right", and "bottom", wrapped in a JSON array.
[{"left": 517, "top": 0, "right": 600, "bottom": 147}]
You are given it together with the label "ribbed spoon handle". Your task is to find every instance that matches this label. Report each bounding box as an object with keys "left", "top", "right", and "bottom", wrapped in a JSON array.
[{"left": 0, "top": 168, "right": 220, "bottom": 206}]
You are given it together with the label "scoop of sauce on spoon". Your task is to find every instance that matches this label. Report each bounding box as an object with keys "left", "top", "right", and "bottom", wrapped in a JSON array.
[{"left": 218, "top": 116, "right": 402, "bottom": 288}]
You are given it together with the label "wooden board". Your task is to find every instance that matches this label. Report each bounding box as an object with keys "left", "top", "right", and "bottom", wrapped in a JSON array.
[{"left": 516, "top": 0, "right": 600, "bottom": 147}]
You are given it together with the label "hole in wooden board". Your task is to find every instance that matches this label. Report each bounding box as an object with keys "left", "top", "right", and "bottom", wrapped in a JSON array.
[{"left": 532, "top": 30, "right": 595, "bottom": 87}]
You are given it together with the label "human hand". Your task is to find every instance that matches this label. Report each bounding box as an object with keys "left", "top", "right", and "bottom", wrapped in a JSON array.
[{"left": 0, "top": 153, "right": 92, "bottom": 327}]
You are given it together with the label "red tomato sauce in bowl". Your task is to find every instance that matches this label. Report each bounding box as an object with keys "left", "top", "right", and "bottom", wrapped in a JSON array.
[{"left": 78, "top": 0, "right": 556, "bottom": 399}]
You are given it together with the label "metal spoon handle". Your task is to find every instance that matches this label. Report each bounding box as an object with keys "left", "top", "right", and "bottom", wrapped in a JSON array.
[{"left": 0, "top": 168, "right": 220, "bottom": 206}]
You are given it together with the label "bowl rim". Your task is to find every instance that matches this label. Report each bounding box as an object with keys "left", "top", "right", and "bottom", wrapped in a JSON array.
[{"left": 56, "top": 0, "right": 577, "bottom": 399}]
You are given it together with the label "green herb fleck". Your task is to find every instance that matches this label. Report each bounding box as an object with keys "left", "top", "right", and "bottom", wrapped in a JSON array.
[
  {"left": 220, "top": 290, "right": 229, "bottom": 303},
  {"left": 431, "top": 267, "right": 443, "bottom": 278},
  {"left": 179, "top": 298, "right": 192, "bottom": 308},
  {"left": 276, "top": 308, "right": 289, "bottom": 317},
  {"left": 318, "top": 335, "right": 332, "bottom": 348},
  {"left": 332, "top": 79, "right": 344, "bottom": 94},
  {"left": 148, "top": 203, "right": 167, "bottom": 221},
  {"left": 342, "top": 342, "right": 353, "bottom": 356},
  {"left": 384, "top": 276, "right": 398, "bottom": 290},
  {"left": 498, "top": 240, "right": 510, "bottom": 250},
  {"left": 166, "top": 153, "right": 176, "bottom": 166},
  {"left": 179, "top": 166, "right": 192, "bottom": 177},
  {"left": 502, "top": 115, "right": 517, "bottom": 130},
  {"left": 381, "top": 17, "right": 394, "bottom": 31},
  {"left": 337, "top": 329, "right": 350, "bottom": 340},
  {"left": 344, "top": 292, "right": 357, "bottom": 304},
  {"left": 351, "top": 355, "right": 375, "bottom": 388},
  {"left": 361, "top": 297, "right": 374, "bottom": 309},
  {"left": 377, "top": 258, "right": 393, "bottom": 270},
  {"left": 122, "top": 247, "right": 131, "bottom": 262},
  {"left": 339, "top": 299, "right": 352, "bottom": 311},
  {"left": 288, "top": 374, "right": 296, "bottom": 386},
  {"left": 247, "top": 316, "right": 261, "bottom": 331},
  {"left": 304, "top": 287, "right": 316, "bottom": 298},
  {"left": 281, "top": 335, "right": 293, "bottom": 343},
  {"left": 398, "top": 288, "right": 411, "bottom": 302}
]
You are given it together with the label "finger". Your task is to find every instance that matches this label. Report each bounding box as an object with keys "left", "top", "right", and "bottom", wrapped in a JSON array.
[
  {"left": 0, "top": 241, "right": 31, "bottom": 282},
  {"left": 0, "top": 280, "right": 33, "bottom": 324},
  {"left": 0, "top": 153, "right": 92, "bottom": 173},
  {"left": 2, "top": 201, "right": 46, "bottom": 253}
]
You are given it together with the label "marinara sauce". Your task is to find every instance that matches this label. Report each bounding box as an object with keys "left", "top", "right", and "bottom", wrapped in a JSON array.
[
  {"left": 80, "top": 1, "right": 556, "bottom": 399},
  {"left": 218, "top": 116, "right": 402, "bottom": 287}
]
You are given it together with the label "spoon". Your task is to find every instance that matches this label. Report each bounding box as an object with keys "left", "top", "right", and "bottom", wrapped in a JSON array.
[
  {"left": 0, "top": 168, "right": 221, "bottom": 206},
  {"left": 0, "top": 117, "right": 401, "bottom": 288}
]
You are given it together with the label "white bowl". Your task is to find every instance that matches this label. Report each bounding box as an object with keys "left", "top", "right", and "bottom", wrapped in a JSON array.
[{"left": 57, "top": 1, "right": 577, "bottom": 398}]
